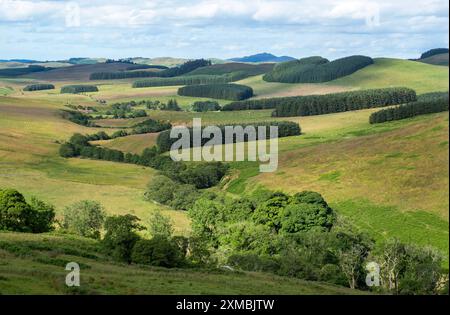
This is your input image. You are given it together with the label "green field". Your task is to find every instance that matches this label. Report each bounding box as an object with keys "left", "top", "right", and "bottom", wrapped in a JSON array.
[
  {"left": 0, "top": 54, "right": 449, "bottom": 293},
  {"left": 0, "top": 231, "right": 361, "bottom": 295}
]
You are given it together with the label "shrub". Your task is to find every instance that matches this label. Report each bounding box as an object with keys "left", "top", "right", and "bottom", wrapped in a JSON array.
[
  {"left": 131, "top": 236, "right": 183, "bottom": 267},
  {"left": 369, "top": 92, "right": 449, "bottom": 124},
  {"left": 61, "top": 85, "right": 98, "bottom": 94},
  {"left": 144, "top": 175, "right": 176, "bottom": 205},
  {"left": 178, "top": 84, "right": 254, "bottom": 101},
  {"left": 191, "top": 101, "right": 221, "bottom": 112},
  {"left": 263, "top": 55, "right": 373, "bottom": 83},
  {"left": 102, "top": 214, "right": 144, "bottom": 263},
  {"left": 59, "top": 142, "right": 77, "bottom": 157},
  {"left": 23, "top": 84, "right": 55, "bottom": 91},
  {"left": 61, "top": 200, "right": 106, "bottom": 239}
]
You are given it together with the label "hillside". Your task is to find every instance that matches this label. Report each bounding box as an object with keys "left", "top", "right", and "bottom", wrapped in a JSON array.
[
  {"left": 22, "top": 62, "right": 140, "bottom": 81},
  {"left": 0, "top": 231, "right": 362, "bottom": 295},
  {"left": 236, "top": 58, "right": 449, "bottom": 99},
  {"left": 418, "top": 53, "right": 449, "bottom": 66},
  {"left": 229, "top": 53, "right": 296, "bottom": 63},
  {"left": 185, "top": 62, "right": 274, "bottom": 76}
]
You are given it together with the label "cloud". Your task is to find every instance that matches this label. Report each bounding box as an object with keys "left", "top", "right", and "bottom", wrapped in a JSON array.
[{"left": 0, "top": 0, "right": 448, "bottom": 60}]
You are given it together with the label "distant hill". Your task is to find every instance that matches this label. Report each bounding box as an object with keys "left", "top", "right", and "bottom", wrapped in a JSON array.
[
  {"left": 420, "top": 48, "right": 449, "bottom": 59},
  {"left": 229, "top": 53, "right": 296, "bottom": 63},
  {"left": 418, "top": 53, "right": 449, "bottom": 66}
]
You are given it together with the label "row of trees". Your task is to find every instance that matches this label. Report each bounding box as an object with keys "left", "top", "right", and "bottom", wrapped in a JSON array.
[
  {"left": 178, "top": 83, "right": 254, "bottom": 101},
  {"left": 60, "top": 85, "right": 98, "bottom": 94},
  {"left": 0, "top": 65, "right": 50, "bottom": 77},
  {"left": 420, "top": 48, "right": 449, "bottom": 59},
  {"left": 59, "top": 133, "right": 228, "bottom": 189},
  {"left": 0, "top": 189, "right": 55, "bottom": 233},
  {"left": 156, "top": 121, "right": 301, "bottom": 152},
  {"left": 222, "top": 87, "right": 417, "bottom": 115},
  {"left": 89, "top": 59, "right": 211, "bottom": 80},
  {"left": 132, "top": 74, "right": 238, "bottom": 88},
  {"left": 369, "top": 92, "right": 449, "bottom": 124},
  {"left": 60, "top": 110, "right": 96, "bottom": 127},
  {"left": 23, "top": 84, "right": 55, "bottom": 91},
  {"left": 263, "top": 55, "right": 373, "bottom": 83}
]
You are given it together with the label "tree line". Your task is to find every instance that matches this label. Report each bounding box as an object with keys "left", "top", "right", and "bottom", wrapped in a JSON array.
[
  {"left": 369, "top": 92, "right": 449, "bottom": 124},
  {"left": 89, "top": 59, "right": 211, "bottom": 80},
  {"left": 156, "top": 121, "right": 301, "bottom": 152},
  {"left": 23, "top": 84, "right": 55, "bottom": 91},
  {"left": 132, "top": 73, "right": 241, "bottom": 88},
  {"left": 222, "top": 87, "right": 417, "bottom": 117},
  {"left": 61, "top": 85, "right": 98, "bottom": 94},
  {"left": 59, "top": 133, "right": 228, "bottom": 189},
  {"left": 420, "top": 48, "right": 449, "bottom": 59},
  {"left": 263, "top": 55, "right": 374, "bottom": 83},
  {"left": 178, "top": 83, "right": 254, "bottom": 101}
]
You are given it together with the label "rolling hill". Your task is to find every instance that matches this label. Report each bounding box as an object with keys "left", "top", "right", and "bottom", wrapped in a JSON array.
[{"left": 418, "top": 53, "right": 449, "bottom": 66}]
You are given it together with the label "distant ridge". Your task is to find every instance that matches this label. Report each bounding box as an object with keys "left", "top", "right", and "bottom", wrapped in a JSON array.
[{"left": 229, "top": 52, "right": 296, "bottom": 63}]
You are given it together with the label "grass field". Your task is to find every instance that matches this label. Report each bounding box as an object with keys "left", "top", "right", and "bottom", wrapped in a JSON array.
[
  {"left": 237, "top": 58, "right": 449, "bottom": 99},
  {"left": 0, "top": 231, "right": 363, "bottom": 295}
]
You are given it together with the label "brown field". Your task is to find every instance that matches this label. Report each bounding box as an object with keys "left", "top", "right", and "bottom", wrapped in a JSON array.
[{"left": 92, "top": 133, "right": 159, "bottom": 154}]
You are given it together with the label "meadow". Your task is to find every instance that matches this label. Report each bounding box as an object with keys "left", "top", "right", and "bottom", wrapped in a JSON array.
[{"left": 0, "top": 55, "right": 448, "bottom": 293}]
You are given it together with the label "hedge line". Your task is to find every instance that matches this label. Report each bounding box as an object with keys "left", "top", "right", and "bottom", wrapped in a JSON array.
[
  {"left": 61, "top": 85, "right": 98, "bottom": 94},
  {"left": 369, "top": 92, "right": 449, "bottom": 124},
  {"left": 263, "top": 55, "right": 374, "bottom": 83},
  {"left": 132, "top": 73, "right": 247, "bottom": 88},
  {"left": 60, "top": 134, "right": 228, "bottom": 189},
  {"left": 178, "top": 83, "right": 254, "bottom": 101},
  {"left": 222, "top": 87, "right": 416, "bottom": 117},
  {"left": 23, "top": 84, "right": 55, "bottom": 91},
  {"left": 156, "top": 121, "right": 301, "bottom": 152},
  {"left": 89, "top": 59, "right": 210, "bottom": 80}
]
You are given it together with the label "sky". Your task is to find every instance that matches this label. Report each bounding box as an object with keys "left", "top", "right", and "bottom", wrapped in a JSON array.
[{"left": 0, "top": 0, "right": 448, "bottom": 61}]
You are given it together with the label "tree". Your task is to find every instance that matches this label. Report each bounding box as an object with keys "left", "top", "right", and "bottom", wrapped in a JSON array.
[
  {"left": 102, "top": 214, "right": 144, "bottom": 263},
  {"left": 0, "top": 189, "right": 33, "bottom": 232},
  {"left": 131, "top": 236, "right": 183, "bottom": 267},
  {"left": 27, "top": 197, "right": 55, "bottom": 233},
  {"left": 251, "top": 192, "right": 289, "bottom": 232},
  {"left": 148, "top": 211, "right": 173, "bottom": 239},
  {"left": 279, "top": 202, "right": 335, "bottom": 234},
  {"left": 61, "top": 200, "right": 106, "bottom": 239},
  {"left": 336, "top": 244, "right": 367, "bottom": 289},
  {"left": 144, "top": 175, "right": 176, "bottom": 205},
  {"left": 59, "top": 142, "right": 76, "bottom": 157}
]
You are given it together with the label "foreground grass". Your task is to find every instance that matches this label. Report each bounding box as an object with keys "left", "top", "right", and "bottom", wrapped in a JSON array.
[{"left": 0, "top": 232, "right": 362, "bottom": 295}]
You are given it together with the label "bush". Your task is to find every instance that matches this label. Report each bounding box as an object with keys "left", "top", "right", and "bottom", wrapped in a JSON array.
[
  {"left": 191, "top": 101, "right": 221, "bottom": 112},
  {"left": 263, "top": 55, "right": 373, "bottom": 83},
  {"left": 23, "top": 84, "right": 55, "bottom": 91},
  {"left": 61, "top": 200, "right": 106, "bottom": 239},
  {"left": 223, "top": 88, "right": 417, "bottom": 115},
  {"left": 0, "top": 189, "right": 55, "bottom": 233},
  {"left": 369, "top": 92, "right": 449, "bottom": 124},
  {"left": 102, "top": 214, "right": 144, "bottom": 263},
  {"left": 59, "top": 142, "right": 77, "bottom": 157},
  {"left": 131, "top": 236, "right": 184, "bottom": 267},
  {"left": 61, "top": 85, "right": 98, "bottom": 94},
  {"left": 178, "top": 84, "right": 254, "bottom": 101},
  {"left": 144, "top": 175, "right": 176, "bottom": 205},
  {"left": 148, "top": 211, "right": 174, "bottom": 238}
]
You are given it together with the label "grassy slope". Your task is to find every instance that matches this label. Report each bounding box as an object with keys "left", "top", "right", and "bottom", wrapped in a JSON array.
[
  {"left": 0, "top": 231, "right": 362, "bottom": 295},
  {"left": 0, "top": 95, "right": 190, "bottom": 234},
  {"left": 417, "top": 53, "right": 449, "bottom": 66},
  {"left": 238, "top": 58, "right": 449, "bottom": 98}
]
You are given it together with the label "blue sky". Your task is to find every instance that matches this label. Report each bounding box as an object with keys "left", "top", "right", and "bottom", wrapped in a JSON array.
[{"left": 0, "top": 0, "right": 448, "bottom": 61}]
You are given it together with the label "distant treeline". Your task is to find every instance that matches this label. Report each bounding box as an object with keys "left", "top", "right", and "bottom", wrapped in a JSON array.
[
  {"left": 61, "top": 85, "right": 98, "bottom": 94},
  {"left": 0, "top": 65, "right": 52, "bottom": 77},
  {"left": 23, "top": 84, "right": 55, "bottom": 91},
  {"left": 60, "top": 133, "right": 228, "bottom": 189},
  {"left": 89, "top": 59, "right": 210, "bottom": 80},
  {"left": 263, "top": 55, "right": 373, "bottom": 83},
  {"left": 178, "top": 83, "right": 254, "bottom": 101},
  {"left": 222, "top": 87, "right": 416, "bottom": 117},
  {"left": 156, "top": 121, "right": 301, "bottom": 152},
  {"left": 369, "top": 91, "right": 449, "bottom": 124},
  {"left": 132, "top": 73, "right": 247, "bottom": 88},
  {"left": 125, "top": 64, "right": 168, "bottom": 71},
  {"left": 191, "top": 101, "right": 221, "bottom": 112},
  {"left": 420, "top": 48, "right": 449, "bottom": 59}
]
